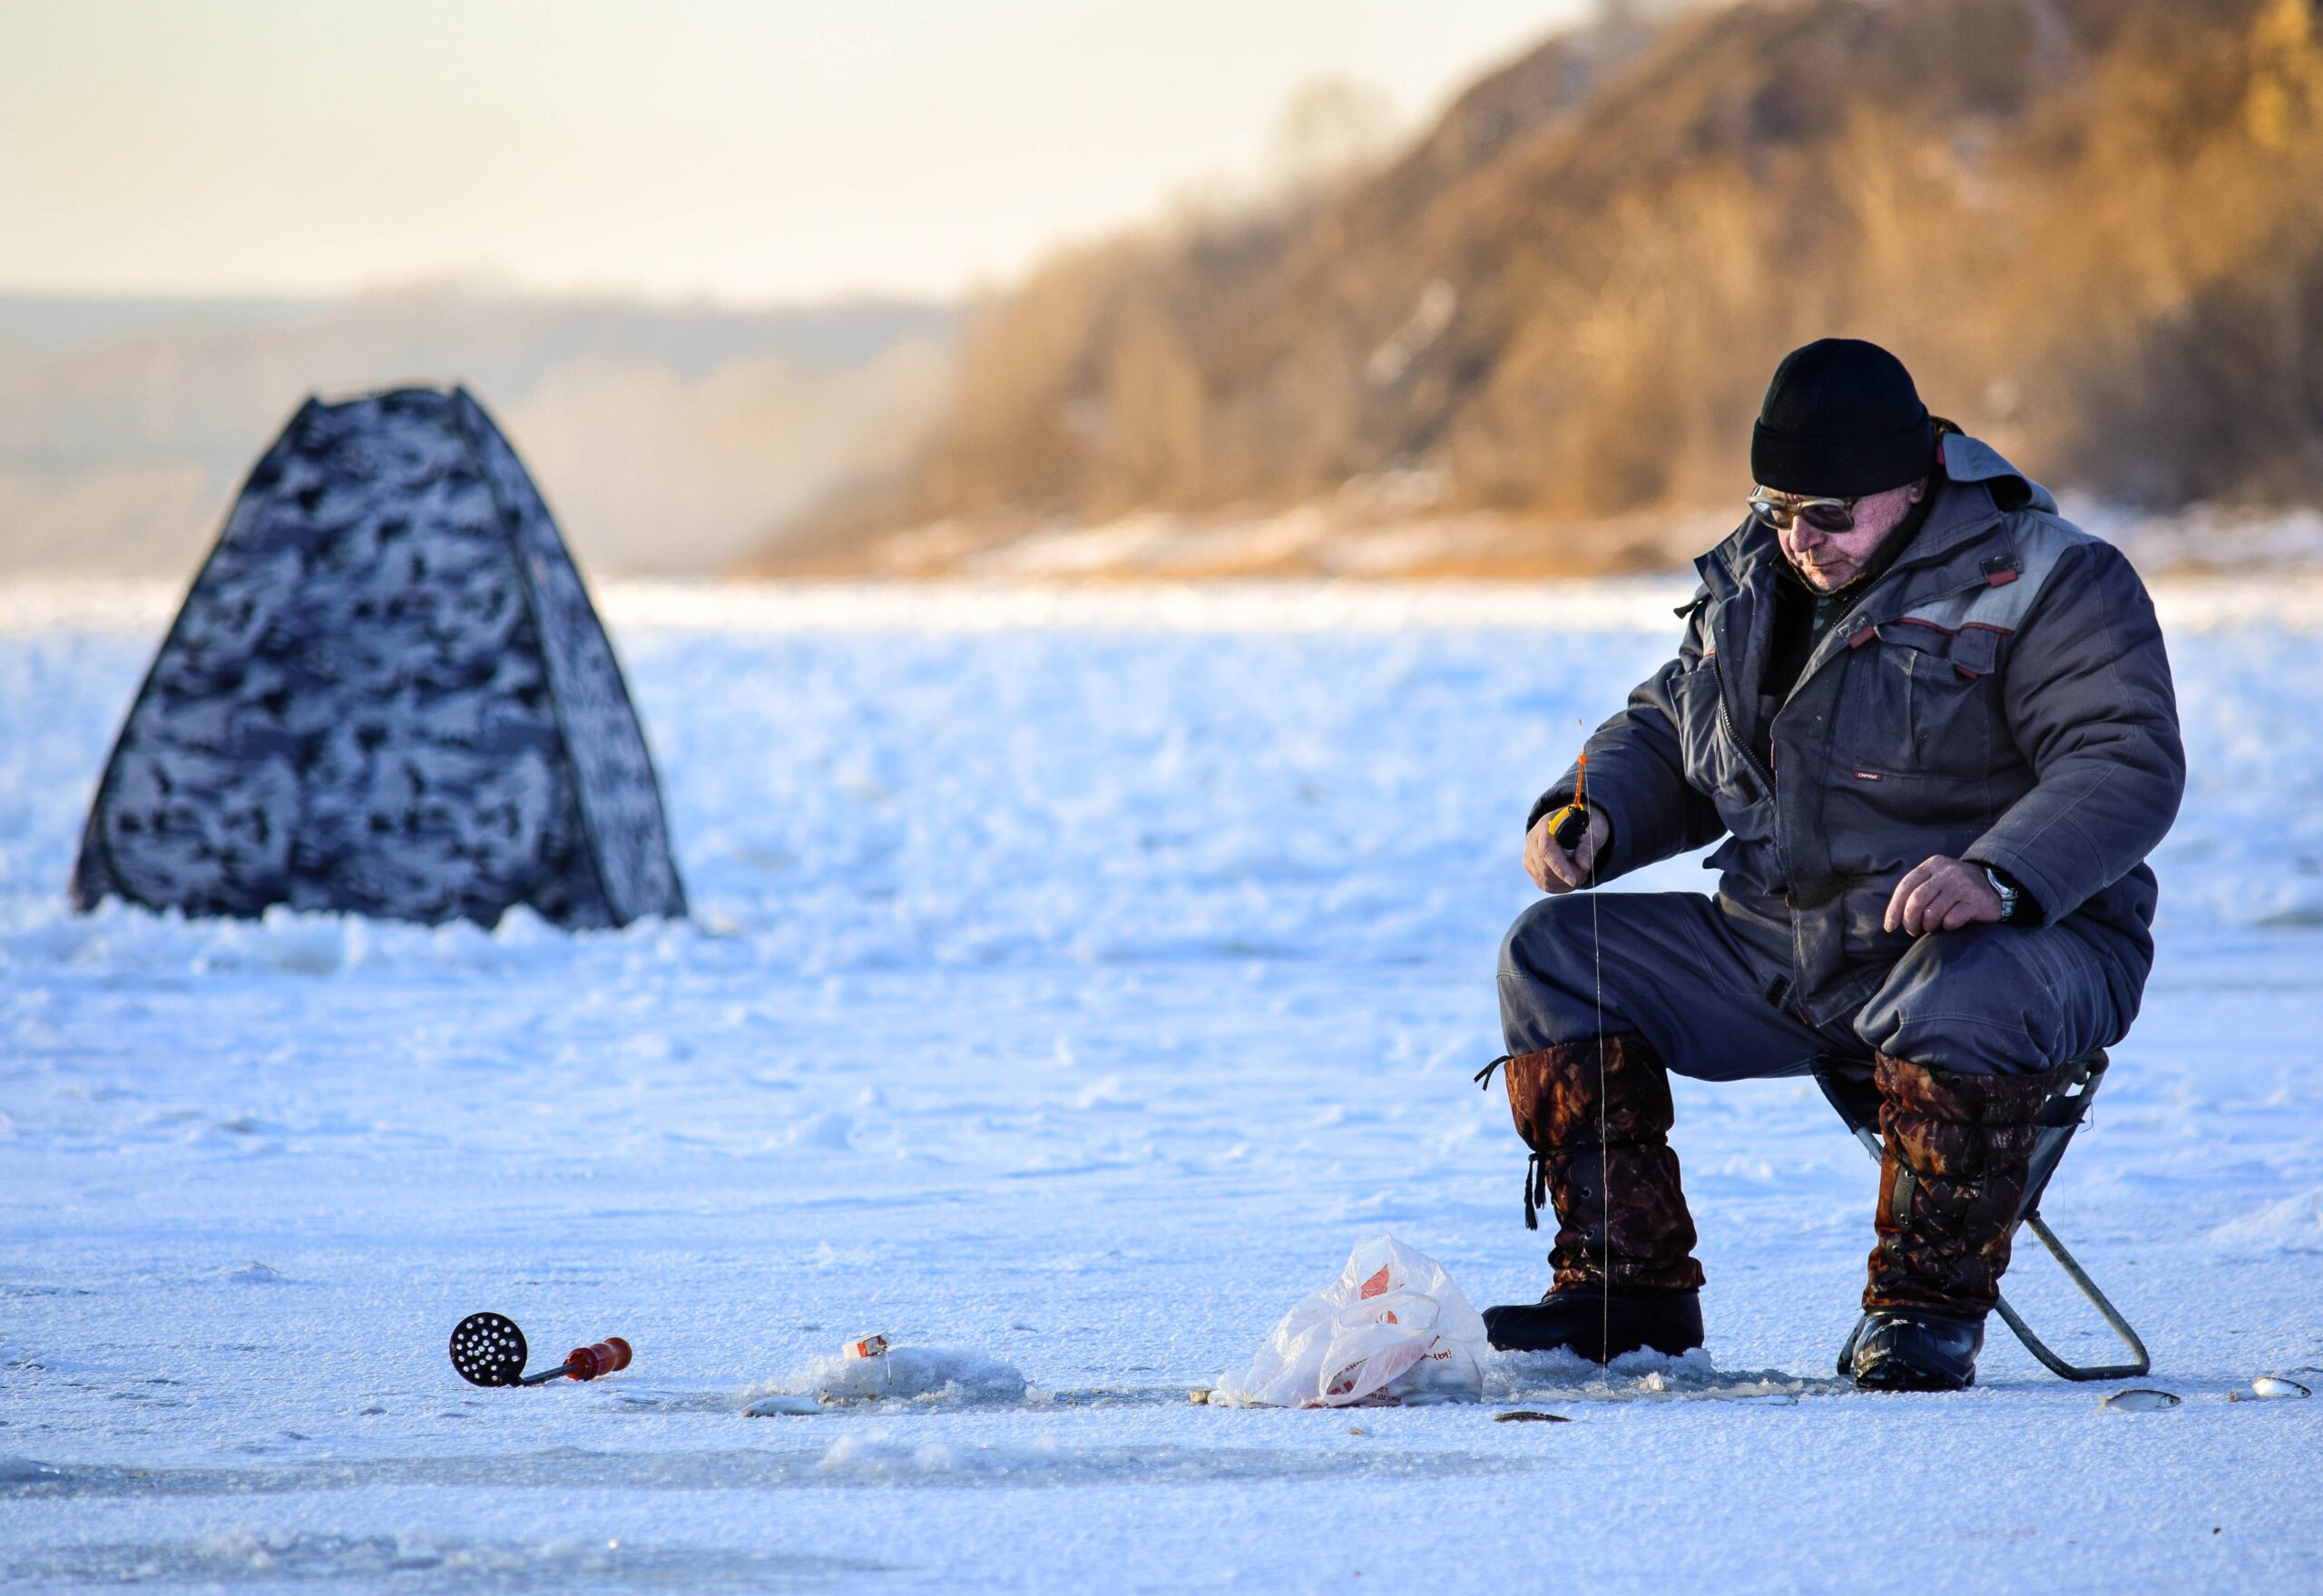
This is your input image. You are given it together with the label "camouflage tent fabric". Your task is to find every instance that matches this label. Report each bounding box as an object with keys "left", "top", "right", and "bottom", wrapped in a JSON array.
[{"left": 72, "top": 387, "right": 687, "bottom": 929}]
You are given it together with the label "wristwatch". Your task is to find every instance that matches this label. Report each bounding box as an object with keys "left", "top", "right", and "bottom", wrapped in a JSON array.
[{"left": 1984, "top": 867, "right": 2021, "bottom": 923}]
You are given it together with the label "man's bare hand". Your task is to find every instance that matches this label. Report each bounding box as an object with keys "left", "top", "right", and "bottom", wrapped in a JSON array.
[
  {"left": 1525, "top": 808, "right": 1611, "bottom": 894},
  {"left": 1884, "top": 855, "right": 2004, "bottom": 935}
]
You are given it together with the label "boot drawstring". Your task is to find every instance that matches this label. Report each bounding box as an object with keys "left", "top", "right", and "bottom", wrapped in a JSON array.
[
  {"left": 1523, "top": 1150, "right": 1548, "bottom": 1231},
  {"left": 1483, "top": 1055, "right": 1546, "bottom": 1231}
]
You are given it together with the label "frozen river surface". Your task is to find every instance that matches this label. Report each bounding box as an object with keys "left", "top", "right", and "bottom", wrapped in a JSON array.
[{"left": 3, "top": 581, "right": 2320, "bottom": 1593}]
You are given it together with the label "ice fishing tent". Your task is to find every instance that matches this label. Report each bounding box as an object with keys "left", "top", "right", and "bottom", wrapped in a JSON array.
[{"left": 72, "top": 386, "right": 687, "bottom": 929}]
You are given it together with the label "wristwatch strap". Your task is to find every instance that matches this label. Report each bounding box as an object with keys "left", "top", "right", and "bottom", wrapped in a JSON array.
[{"left": 1984, "top": 866, "right": 2020, "bottom": 923}]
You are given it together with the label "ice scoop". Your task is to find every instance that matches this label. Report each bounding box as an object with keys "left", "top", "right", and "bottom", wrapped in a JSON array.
[{"left": 448, "top": 1312, "right": 632, "bottom": 1387}]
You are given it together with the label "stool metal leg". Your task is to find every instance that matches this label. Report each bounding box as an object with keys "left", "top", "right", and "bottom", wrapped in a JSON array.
[
  {"left": 1987, "top": 1215, "right": 2151, "bottom": 1382},
  {"left": 1819, "top": 1056, "right": 2150, "bottom": 1384}
]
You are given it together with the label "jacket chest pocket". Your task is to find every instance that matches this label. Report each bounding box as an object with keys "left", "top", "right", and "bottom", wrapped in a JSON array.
[
  {"left": 1672, "top": 660, "right": 1775, "bottom": 836},
  {"left": 1837, "top": 622, "right": 1999, "bottom": 777},
  {"left": 1664, "top": 662, "right": 1733, "bottom": 782}
]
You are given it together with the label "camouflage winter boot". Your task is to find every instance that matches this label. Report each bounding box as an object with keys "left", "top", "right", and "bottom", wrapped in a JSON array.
[
  {"left": 1481, "top": 1034, "right": 1706, "bottom": 1359},
  {"left": 1851, "top": 1053, "right": 2069, "bottom": 1392}
]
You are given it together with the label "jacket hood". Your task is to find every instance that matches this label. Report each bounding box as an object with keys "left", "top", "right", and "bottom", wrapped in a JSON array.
[{"left": 1936, "top": 433, "right": 2055, "bottom": 514}]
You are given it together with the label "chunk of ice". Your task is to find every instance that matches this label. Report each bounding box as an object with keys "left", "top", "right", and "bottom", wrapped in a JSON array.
[{"left": 746, "top": 1345, "right": 1028, "bottom": 1408}]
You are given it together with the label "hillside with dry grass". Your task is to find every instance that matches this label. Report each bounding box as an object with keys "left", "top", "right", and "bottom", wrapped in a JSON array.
[{"left": 750, "top": 0, "right": 2323, "bottom": 579}]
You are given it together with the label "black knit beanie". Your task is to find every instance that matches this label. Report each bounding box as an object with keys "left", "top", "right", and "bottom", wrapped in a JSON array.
[{"left": 1750, "top": 338, "right": 1934, "bottom": 497}]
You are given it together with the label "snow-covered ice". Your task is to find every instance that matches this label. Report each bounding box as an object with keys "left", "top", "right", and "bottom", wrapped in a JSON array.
[{"left": 2, "top": 578, "right": 2319, "bottom": 1592}]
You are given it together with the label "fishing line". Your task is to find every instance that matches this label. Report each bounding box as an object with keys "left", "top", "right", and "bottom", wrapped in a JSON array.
[{"left": 1583, "top": 739, "right": 1610, "bottom": 1365}]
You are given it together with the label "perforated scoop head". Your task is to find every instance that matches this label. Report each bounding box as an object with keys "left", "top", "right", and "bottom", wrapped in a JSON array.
[{"left": 449, "top": 1312, "right": 530, "bottom": 1386}]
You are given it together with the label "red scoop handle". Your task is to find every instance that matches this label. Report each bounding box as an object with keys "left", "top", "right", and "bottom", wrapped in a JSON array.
[{"left": 562, "top": 1337, "right": 632, "bottom": 1381}]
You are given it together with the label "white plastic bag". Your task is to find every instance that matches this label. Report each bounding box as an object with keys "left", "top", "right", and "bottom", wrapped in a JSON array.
[{"left": 1210, "top": 1235, "right": 1487, "bottom": 1407}]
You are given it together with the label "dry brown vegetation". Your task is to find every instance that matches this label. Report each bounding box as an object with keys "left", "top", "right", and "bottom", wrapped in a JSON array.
[{"left": 754, "top": 0, "right": 2323, "bottom": 578}]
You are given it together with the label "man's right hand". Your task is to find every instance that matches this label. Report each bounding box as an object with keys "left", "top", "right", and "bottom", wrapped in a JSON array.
[{"left": 1525, "top": 808, "right": 1611, "bottom": 894}]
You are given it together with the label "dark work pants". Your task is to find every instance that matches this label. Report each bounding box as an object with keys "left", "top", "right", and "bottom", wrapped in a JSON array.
[{"left": 1496, "top": 892, "right": 2131, "bottom": 1079}]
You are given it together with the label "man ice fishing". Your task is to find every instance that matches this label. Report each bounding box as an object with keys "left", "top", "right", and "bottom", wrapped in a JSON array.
[{"left": 1483, "top": 338, "right": 2185, "bottom": 1391}]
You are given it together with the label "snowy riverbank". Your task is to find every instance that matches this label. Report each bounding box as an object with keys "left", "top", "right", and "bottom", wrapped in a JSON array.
[{"left": 2, "top": 582, "right": 2318, "bottom": 1591}]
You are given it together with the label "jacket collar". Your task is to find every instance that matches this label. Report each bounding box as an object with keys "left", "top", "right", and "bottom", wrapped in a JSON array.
[{"left": 1690, "top": 434, "right": 2050, "bottom": 700}]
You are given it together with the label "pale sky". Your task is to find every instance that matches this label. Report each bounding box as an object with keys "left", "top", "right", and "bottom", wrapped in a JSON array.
[{"left": 0, "top": 0, "right": 1582, "bottom": 305}]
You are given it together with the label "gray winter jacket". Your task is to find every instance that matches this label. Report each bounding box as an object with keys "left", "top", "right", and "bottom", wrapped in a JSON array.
[{"left": 1530, "top": 435, "right": 2186, "bottom": 1027}]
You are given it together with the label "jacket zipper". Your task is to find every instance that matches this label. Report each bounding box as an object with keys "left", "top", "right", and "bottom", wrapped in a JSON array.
[
  {"left": 1712, "top": 655, "right": 1779, "bottom": 800},
  {"left": 1712, "top": 651, "right": 1800, "bottom": 987}
]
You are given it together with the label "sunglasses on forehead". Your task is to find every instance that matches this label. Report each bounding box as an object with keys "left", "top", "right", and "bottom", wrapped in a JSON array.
[{"left": 1748, "top": 488, "right": 1859, "bottom": 534}]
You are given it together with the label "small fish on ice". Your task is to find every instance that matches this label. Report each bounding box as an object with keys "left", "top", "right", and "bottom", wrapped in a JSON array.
[{"left": 2099, "top": 1388, "right": 2181, "bottom": 1413}]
